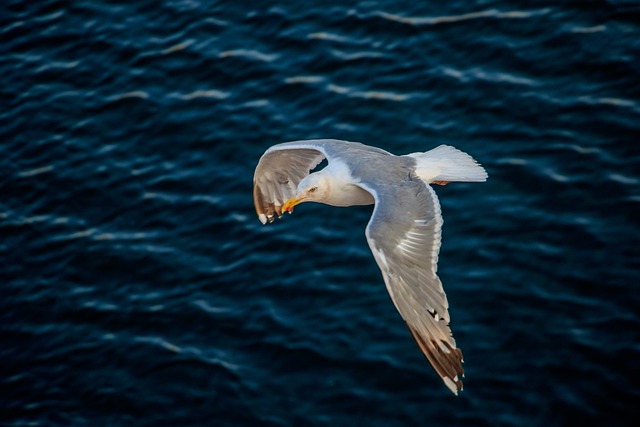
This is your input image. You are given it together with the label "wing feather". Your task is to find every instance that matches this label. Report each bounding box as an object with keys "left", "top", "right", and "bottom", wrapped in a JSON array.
[
  {"left": 358, "top": 179, "right": 464, "bottom": 395},
  {"left": 253, "top": 145, "right": 326, "bottom": 223}
]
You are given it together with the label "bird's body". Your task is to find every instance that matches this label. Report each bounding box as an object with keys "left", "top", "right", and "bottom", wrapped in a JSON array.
[{"left": 253, "top": 139, "right": 487, "bottom": 395}]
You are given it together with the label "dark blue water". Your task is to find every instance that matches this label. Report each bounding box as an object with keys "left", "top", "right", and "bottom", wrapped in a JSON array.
[{"left": 2, "top": 1, "right": 639, "bottom": 425}]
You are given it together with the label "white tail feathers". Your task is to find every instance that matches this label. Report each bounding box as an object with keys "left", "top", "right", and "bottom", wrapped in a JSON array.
[{"left": 408, "top": 145, "right": 488, "bottom": 184}]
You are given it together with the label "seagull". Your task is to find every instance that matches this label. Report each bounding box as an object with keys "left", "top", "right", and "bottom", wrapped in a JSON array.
[{"left": 253, "top": 139, "right": 487, "bottom": 395}]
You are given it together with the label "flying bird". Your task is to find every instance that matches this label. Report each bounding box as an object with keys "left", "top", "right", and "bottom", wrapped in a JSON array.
[{"left": 253, "top": 139, "right": 487, "bottom": 395}]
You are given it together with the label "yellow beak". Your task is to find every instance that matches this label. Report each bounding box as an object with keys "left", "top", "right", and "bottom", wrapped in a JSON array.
[{"left": 282, "top": 195, "right": 305, "bottom": 213}]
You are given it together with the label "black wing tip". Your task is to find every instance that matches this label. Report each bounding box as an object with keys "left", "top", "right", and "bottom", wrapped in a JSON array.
[{"left": 406, "top": 323, "right": 465, "bottom": 395}]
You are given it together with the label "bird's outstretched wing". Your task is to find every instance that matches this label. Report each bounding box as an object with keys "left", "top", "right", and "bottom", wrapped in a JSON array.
[
  {"left": 253, "top": 146, "right": 324, "bottom": 223},
  {"left": 358, "top": 179, "right": 464, "bottom": 395}
]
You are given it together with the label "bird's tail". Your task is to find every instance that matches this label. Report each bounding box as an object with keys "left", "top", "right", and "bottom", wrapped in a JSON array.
[{"left": 408, "top": 145, "right": 488, "bottom": 184}]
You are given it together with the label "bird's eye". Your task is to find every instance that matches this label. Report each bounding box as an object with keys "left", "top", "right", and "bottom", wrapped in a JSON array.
[{"left": 309, "top": 187, "right": 317, "bottom": 193}]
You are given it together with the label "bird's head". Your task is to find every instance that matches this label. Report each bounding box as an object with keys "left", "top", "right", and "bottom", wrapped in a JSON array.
[{"left": 282, "top": 172, "right": 330, "bottom": 213}]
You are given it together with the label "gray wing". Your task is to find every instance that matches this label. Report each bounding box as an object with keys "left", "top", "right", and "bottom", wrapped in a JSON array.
[
  {"left": 358, "top": 179, "right": 464, "bottom": 395},
  {"left": 253, "top": 139, "right": 390, "bottom": 224}
]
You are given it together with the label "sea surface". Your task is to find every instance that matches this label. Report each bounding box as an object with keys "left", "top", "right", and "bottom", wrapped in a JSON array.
[{"left": 2, "top": 1, "right": 639, "bottom": 426}]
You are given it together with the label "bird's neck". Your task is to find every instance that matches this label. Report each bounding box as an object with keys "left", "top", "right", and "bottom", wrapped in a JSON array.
[
  {"left": 326, "top": 184, "right": 375, "bottom": 207},
  {"left": 321, "top": 160, "right": 375, "bottom": 207}
]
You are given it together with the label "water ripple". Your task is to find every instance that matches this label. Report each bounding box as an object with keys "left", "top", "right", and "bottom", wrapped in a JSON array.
[
  {"left": 284, "top": 75, "right": 325, "bottom": 84},
  {"left": 3, "top": 1, "right": 639, "bottom": 426},
  {"left": 326, "top": 83, "right": 410, "bottom": 101},
  {"left": 17, "top": 165, "right": 54, "bottom": 178},
  {"left": 307, "top": 32, "right": 359, "bottom": 44},
  {"left": 375, "top": 8, "right": 550, "bottom": 27},
  {"left": 161, "top": 40, "right": 195, "bottom": 55},
  {"left": 436, "top": 66, "right": 538, "bottom": 86},
  {"left": 107, "top": 91, "right": 150, "bottom": 101},
  {"left": 329, "top": 49, "right": 387, "bottom": 61},
  {"left": 170, "top": 89, "right": 230, "bottom": 100},
  {"left": 570, "top": 25, "right": 607, "bottom": 34},
  {"left": 219, "top": 49, "right": 279, "bottom": 62}
]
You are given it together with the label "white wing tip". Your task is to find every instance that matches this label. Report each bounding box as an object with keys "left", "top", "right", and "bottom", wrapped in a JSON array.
[
  {"left": 443, "top": 377, "right": 459, "bottom": 395},
  {"left": 258, "top": 214, "right": 267, "bottom": 224}
]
